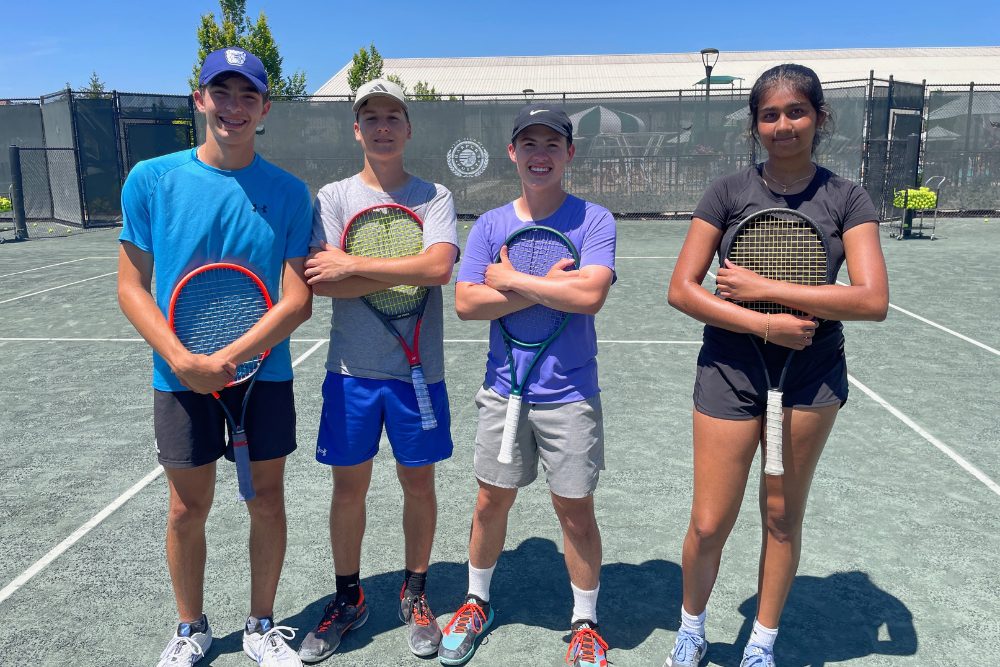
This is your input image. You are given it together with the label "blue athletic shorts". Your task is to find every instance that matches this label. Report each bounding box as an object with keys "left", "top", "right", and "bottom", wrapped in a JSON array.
[{"left": 315, "top": 372, "right": 453, "bottom": 467}]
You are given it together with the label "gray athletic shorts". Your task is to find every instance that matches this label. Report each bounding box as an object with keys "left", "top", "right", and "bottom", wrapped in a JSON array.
[
  {"left": 472, "top": 385, "right": 605, "bottom": 498},
  {"left": 153, "top": 380, "right": 297, "bottom": 468}
]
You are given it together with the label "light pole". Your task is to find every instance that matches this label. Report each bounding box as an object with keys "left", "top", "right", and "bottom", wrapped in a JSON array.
[{"left": 700, "top": 48, "right": 719, "bottom": 146}]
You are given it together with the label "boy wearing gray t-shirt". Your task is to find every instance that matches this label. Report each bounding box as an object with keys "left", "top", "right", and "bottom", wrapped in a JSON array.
[{"left": 298, "top": 79, "right": 460, "bottom": 664}]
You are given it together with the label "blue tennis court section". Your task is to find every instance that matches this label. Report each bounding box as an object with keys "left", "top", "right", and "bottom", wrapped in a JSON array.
[{"left": 0, "top": 218, "right": 997, "bottom": 665}]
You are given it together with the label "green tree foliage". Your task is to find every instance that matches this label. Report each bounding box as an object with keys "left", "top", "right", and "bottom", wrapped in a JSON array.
[
  {"left": 346, "top": 43, "right": 385, "bottom": 93},
  {"left": 191, "top": 0, "right": 307, "bottom": 97},
  {"left": 411, "top": 81, "right": 441, "bottom": 101},
  {"left": 83, "top": 71, "right": 108, "bottom": 99}
]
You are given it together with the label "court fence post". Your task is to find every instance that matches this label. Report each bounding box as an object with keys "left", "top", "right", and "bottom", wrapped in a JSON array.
[{"left": 9, "top": 145, "right": 29, "bottom": 241}]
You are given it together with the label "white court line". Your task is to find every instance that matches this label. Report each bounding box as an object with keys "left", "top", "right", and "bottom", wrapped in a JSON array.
[
  {"left": 836, "top": 281, "right": 999, "bottom": 357},
  {"left": 0, "top": 466, "right": 165, "bottom": 605},
  {"left": 848, "top": 374, "right": 1000, "bottom": 498},
  {"left": 0, "top": 337, "right": 332, "bottom": 343},
  {"left": 0, "top": 339, "right": 328, "bottom": 607},
  {"left": 446, "top": 339, "right": 699, "bottom": 344},
  {"left": 0, "top": 257, "right": 116, "bottom": 280},
  {"left": 0, "top": 272, "right": 118, "bottom": 305}
]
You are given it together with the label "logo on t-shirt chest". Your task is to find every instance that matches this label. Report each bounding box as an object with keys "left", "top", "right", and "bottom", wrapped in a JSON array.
[{"left": 252, "top": 202, "right": 269, "bottom": 214}]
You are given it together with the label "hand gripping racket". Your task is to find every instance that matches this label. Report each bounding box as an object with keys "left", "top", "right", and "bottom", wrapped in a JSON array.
[
  {"left": 496, "top": 225, "right": 580, "bottom": 465},
  {"left": 168, "top": 263, "right": 273, "bottom": 501},
  {"left": 722, "top": 208, "right": 831, "bottom": 476},
  {"left": 342, "top": 203, "right": 437, "bottom": 430}
]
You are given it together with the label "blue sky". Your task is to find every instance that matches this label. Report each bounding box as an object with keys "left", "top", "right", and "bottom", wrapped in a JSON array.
[{"left": 4, "top": 0, "right": 997, "bottom": 99}]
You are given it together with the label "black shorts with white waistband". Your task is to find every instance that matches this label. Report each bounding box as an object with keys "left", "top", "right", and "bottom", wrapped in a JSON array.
[{"left": 693, "top": 324, "right": 848, "bottom": 420}]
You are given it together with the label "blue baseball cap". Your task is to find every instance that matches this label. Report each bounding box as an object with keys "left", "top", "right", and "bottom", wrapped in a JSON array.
[{"left": 198, "top": 47, "right": 268, "bottom": 94}]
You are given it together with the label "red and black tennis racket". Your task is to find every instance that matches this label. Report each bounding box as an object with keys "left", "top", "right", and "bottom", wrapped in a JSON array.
[
  {"left": 721, "top": 207, "right": 831, "bottom": 476},
  {"left": 342, "top": 203, "right": 437, "bottom": 430},
  {"left": 168, "top": 263, "right": 272, "bottom": 501},
  {"left": 496, "top": 225, "right": 579, "bottom": 465}
]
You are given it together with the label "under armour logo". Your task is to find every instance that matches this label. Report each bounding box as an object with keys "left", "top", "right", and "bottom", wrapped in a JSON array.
[
  {"left": 317, "top": 447, "right": 327, "bottom": 457},
  {"left": 252, "top": 203, "right": 268, "bottom": 214}
]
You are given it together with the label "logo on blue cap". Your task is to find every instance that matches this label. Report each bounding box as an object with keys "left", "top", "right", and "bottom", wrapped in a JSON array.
[{"left": 199, "top": 47, "right": 268, "bottom": 94}]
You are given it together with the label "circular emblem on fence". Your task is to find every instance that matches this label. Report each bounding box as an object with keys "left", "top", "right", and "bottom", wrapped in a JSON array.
[{"left": 446, "top": 139, "right": 489, "bottom": 178}]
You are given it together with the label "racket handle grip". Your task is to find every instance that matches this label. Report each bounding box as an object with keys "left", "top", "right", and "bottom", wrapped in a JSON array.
[
  {"left": 497, "top": 394, "right": 522, "bottom": 465},
  {"left": 411, "top": 365, "right": 438, "bottom": 431},
  {"left": 763, "top": 389, "right": 784, "bottom": 476},
  {"left": 233, "top": 430, "right": 256, "bottom": 502}
]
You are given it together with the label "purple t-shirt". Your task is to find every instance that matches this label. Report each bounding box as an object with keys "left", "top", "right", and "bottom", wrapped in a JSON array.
[{"left": 457, "top": 195, "right": 617, "bottom": 403}]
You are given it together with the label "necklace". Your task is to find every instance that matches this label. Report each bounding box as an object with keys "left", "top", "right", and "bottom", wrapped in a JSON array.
[{"left": 762, "top": 164, "right": 816, "bottom": 193}]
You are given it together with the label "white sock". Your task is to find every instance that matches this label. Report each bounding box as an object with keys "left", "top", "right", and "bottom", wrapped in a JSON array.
[
  {"left": 680, "top": 606, "right": 706, "bottom": 636},
  {"left": 467, "top": 562, "right": 496, "bottom": 602},
  {"left": 749, "top": 619, "right": 778, "bottom": 650},
  {"left": 571, "top": 582, "right": 600, "bottom": 624}
]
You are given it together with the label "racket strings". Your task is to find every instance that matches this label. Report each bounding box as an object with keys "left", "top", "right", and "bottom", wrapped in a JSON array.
[
  {"left": 500, "top": 231, "right": 576, "bottom": 343},
  {"left": 172, "top": 270, "right": 269, "bottom": 381},
  {"left": 727, "top": 216, "right": 827, "bottom": 316},
  {"left": 345, "top": 209, "right": 427, "bottom": 317}
]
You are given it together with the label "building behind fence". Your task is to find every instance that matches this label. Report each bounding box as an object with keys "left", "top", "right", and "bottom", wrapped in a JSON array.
[{"left": 3, "top": 74, "right": 999, "bottom": 231}]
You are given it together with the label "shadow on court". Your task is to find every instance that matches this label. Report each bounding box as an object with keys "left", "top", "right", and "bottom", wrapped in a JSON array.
[
  {"left": 201, "top": 536, "right": 684, "bottom": 662},
  {"left": 708, "top": 571, "right": 917, "bottom": 666}
]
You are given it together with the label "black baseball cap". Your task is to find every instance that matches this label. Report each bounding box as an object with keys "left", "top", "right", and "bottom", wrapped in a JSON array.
[{"left": 510, "top": 104, "right": 573, "bottom": 143}]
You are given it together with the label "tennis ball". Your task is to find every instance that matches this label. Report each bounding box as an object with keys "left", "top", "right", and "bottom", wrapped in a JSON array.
[
  {"left": 985, "top": 217, "right": 990, "bottom": 223},
  {"left": 47, "top": 228, "right": 54, "bottom": 233},
  {"left": 464, "top": 224, "right": 469, "bottom": 229}
]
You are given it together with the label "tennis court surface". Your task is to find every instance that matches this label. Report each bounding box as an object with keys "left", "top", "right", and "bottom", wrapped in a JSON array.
[{"left": 1, "top": 218, "right": 997, "bottom": 666}]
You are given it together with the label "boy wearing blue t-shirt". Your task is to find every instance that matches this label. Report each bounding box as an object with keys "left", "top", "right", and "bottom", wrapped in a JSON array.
[
  {"left": 439, "top": 105, "right": 616, "bottom": 667},
  {"left": 117, "top": 47, "right": 312, "bottom": 667}
]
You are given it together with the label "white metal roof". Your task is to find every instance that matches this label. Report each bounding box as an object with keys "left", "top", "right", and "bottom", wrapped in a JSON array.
[{"left": 313, "top": 47, "right": 1000, "bottom": 97}]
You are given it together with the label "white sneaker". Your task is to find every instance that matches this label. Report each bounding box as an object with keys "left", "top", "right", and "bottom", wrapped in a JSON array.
[
  {"left": 244, "top": 617, "right": 302, "bottom": 667},
  {"left": 157, "top": 617, "right": 212, "bottom": 666}
]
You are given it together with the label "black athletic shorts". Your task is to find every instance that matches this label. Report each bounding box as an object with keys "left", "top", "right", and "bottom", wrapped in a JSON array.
[
  {"left": 693, "top": 326, "right": 848, "bottom": 420},
  {"left": 153, "top": 380, "right": 297, "bottom": 468}
]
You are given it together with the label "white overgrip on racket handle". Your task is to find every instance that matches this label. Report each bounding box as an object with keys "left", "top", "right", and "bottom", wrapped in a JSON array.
[
  {"left": 232, "top": 430, "right": 257, "bottom": 502},
  {"left": 410, "top": 365, "right": 438, "bottom": 431},
  {"left": 497, "top": 394, "right": 523, "bottom": 464},
  {"left": 763, "top": 389, "right": 784, "bottom": 476}
]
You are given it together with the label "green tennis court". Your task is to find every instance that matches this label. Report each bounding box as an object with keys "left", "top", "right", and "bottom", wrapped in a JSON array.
[{"left": 1, "top": 218, "right": 997, "bottom": 666}]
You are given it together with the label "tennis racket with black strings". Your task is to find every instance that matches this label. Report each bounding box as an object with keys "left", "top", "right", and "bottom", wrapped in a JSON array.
[
  {"left": 496, "top": 225, "right": 580, "bottom": 465},
  {"left": 168, "top": 263, "right": 273, "bottom": 501},
  {"left": 341, "top": 203, "right": 437, "bottom": 430},
  {"left": 721, "top": 207, "right": 831, "bottom": 476}
]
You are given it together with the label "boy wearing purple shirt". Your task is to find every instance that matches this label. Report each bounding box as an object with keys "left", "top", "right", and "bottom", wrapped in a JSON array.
[{"left": 439, "top": 105, "right": 616, "bottom": 667}]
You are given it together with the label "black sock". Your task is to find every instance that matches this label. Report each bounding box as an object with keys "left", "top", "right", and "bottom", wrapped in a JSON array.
[
  {"left": 403, "top": 569, "right": 426, "bottom": 597},
  {"left": 336, "top": 572, "right": 361, "bottom": 605}
]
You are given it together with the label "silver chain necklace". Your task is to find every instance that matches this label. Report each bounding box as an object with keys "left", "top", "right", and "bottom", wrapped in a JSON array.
[{"left": 762, "top": 164, "right": 816, "bottom": 193}]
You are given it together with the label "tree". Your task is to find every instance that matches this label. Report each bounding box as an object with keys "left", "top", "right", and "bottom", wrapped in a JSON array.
[
  {"left": 83, "top": 71, "right": 107, "bottom": 99},
  {"left": 412, "top": 81, "right": 441, "bottom": 102},
  {"left": 346, "top": 43, "right": 385, "bottom": 93},
  {"left": 191, "top": 0, "right": 307, "bottom": 97}
]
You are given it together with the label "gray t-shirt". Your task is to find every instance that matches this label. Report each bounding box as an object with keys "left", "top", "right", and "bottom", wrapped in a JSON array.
[{"left": 312, "top": 174, "right": 459, "bottom": 382}]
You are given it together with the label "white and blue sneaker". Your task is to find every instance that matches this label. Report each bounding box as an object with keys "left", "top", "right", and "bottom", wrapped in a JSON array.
[
  {"left": 157, "top": 615, "right": 212, "bottom": 666},
  {"left": 244, "top": 616, "right": 302, "bottom": 667},
  {"left": 740, "top": 643, "right": 775, "bottom": 667},
  {"left": 663, "top": 629, "right": 707, "bottom": 667}
]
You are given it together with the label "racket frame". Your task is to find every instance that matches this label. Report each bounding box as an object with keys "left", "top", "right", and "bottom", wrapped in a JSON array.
[
  {"left": 721, "top": 208, "right": 831, "bottom": 477},
  {"left": 168, "top": 262, "right": 274, "bottom": 501},
  {"left": 341, "top": 203, "right": 438, "bottom": 430},
  {"left": 495, "top": 225, "right": 580, "bottom": 464}
]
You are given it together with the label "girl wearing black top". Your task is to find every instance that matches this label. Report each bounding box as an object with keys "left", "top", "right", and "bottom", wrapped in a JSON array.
[{"left": 664, "top": 64, "right": 889, "bottom": 667}]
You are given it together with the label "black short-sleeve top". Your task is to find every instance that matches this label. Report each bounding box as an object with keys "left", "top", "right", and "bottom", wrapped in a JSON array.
[{"left": 693, "top": 164, "right": 879, "bottom": 345}]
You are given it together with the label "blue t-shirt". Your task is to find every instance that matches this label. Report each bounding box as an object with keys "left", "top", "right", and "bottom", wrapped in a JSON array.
[
  {"left": 457, "top": 195, "right": 617, "bottom": 403},
  {"left": 119, "top": 148, "right": 313, "bottom": 391}
]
